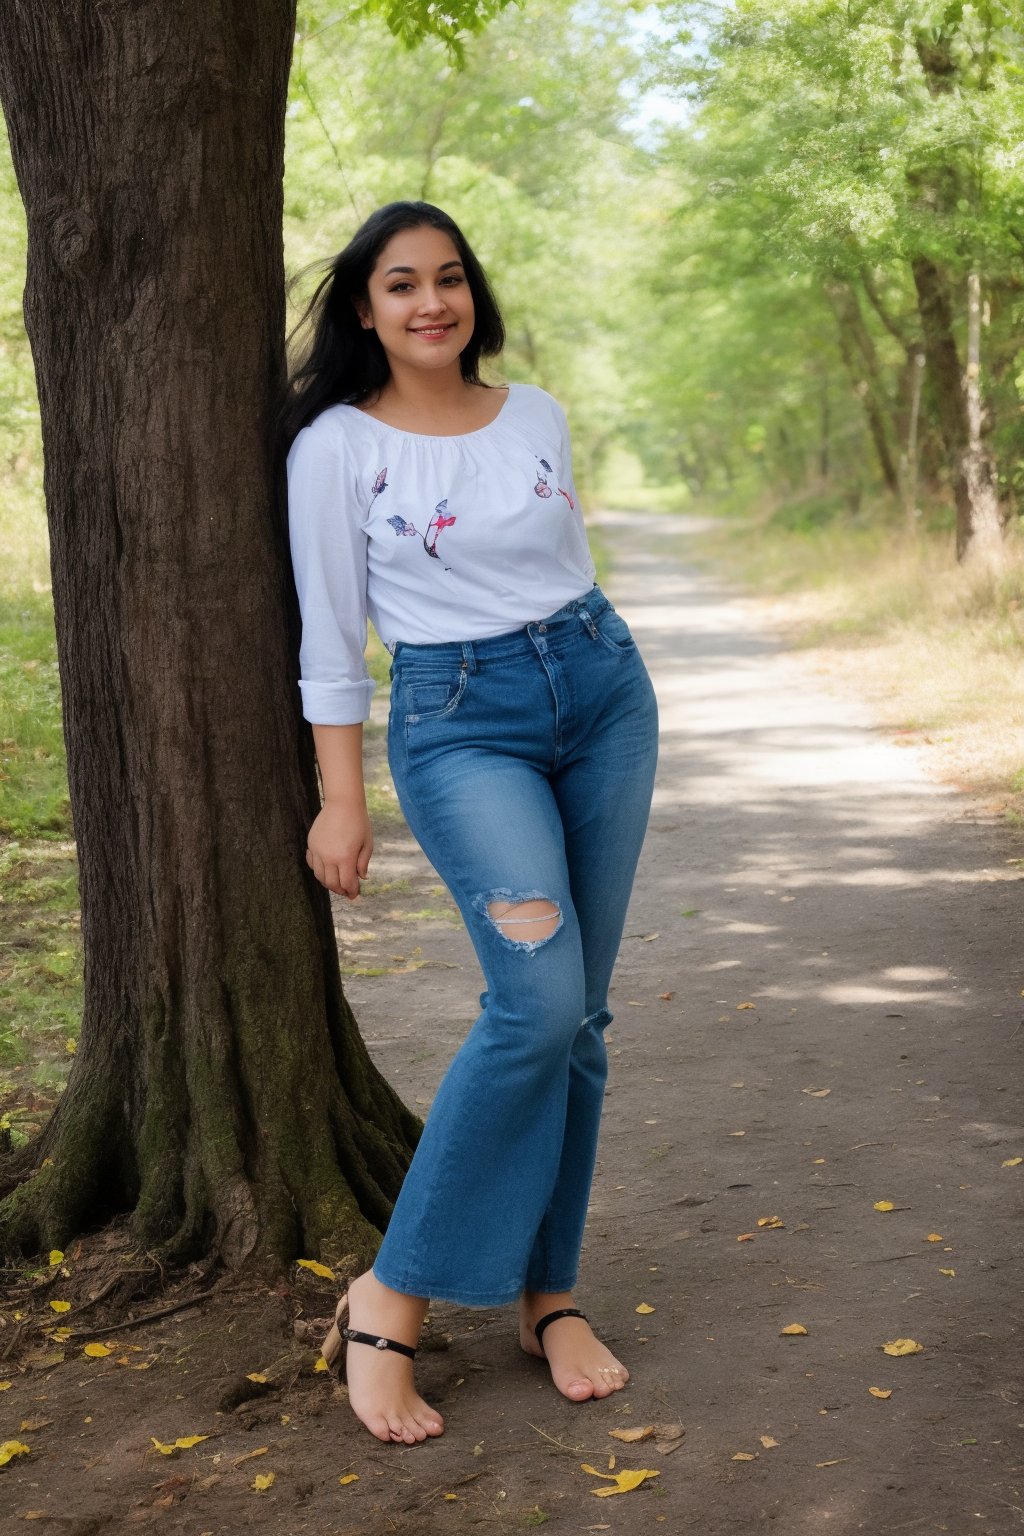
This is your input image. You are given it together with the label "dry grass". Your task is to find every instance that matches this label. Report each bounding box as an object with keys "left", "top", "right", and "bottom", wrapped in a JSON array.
[{"left": 695, "top": 513, "right": 1024, "bottom": 825}]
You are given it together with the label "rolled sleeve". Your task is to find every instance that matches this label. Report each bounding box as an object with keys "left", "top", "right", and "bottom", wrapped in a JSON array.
[{"left": 287, "top": 419, "right": 376, "bottom": 725}]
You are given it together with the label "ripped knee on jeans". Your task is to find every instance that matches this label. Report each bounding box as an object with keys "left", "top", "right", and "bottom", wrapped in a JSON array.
[{"left": 476, "top": 890, "right": 563, "bottom": 952}]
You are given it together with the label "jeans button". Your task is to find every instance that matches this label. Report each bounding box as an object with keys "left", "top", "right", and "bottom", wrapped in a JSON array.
[{"left": 537, "top": 624, "right": 547, "bottom": 633}]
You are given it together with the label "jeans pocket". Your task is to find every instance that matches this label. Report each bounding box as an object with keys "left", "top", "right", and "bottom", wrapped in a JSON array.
[
  {"left": 401, "top": 665, "right": 469, "bottom": 724},
  {"left": 588, "top": 607, "right": 637, "bottom": 655}
]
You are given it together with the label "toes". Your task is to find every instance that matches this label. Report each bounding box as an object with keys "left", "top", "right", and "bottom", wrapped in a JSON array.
[
  {"left": 565, "top": 1377, "right": 595, "bottom": 1401},
  {"left": 416, "top": 1408, "right": 445, "bottom": 1436}
]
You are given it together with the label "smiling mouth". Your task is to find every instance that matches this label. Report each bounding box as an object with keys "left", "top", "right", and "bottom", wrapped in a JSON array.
[{"left": 410, "top": 324, "right": 455, "bottom": 336}]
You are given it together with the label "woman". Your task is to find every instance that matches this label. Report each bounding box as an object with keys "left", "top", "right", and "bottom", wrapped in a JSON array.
[{"left": 284, "top": 201, "right": 659, "bottom": 1446}]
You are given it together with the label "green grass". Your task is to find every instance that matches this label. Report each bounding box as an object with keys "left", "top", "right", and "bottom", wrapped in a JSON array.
[{"left": 0, "top": 590, "right": 70, "bottom": 839}]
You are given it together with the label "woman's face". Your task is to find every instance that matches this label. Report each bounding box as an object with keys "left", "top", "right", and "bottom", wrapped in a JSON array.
[{"left": 356, "top": 224, "right": 475, "bottom": 376}]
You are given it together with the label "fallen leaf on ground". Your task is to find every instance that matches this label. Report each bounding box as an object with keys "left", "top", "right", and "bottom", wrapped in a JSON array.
[
  {"left": 0, "top": 1441, "right": 30, "bottom": 1465},
  {"left": 18, "top": 1418, "right": 52, "bottom": 1433},
  {"left": 339, "top": 1473, "right": 359, "bottom": 1485},
  {"left": 313, "top": 1357, "right": 329, "bottom": 1372},
  {"left": 0, "top": 1382, "right": 10, "bottom": 1391},
  {"left": 732, "top": 1451, "right": 757, "bottom": 1461},
  {"left": 48, "top": 1250, "right": 64, "bottom": 1266},
  {"left": 816, "top": 1458, "right": 851, "bottom": 1468},
  {"left": 246, "top": 1373, "right": 268, "bottom": 1384},
  {"left": 46, "top": 1328, "right": 72, "bottom": 1342},
  {"left": 801, "top": 1087, "right": 831, "bottom": 1097},
  {"left": 813, "top": 1158, "right": 826, "bottom": 1164},
  {"left": 653, "top": 1423, "right": 685, "bottom": 1453},
  {"left": 232, "top": 1447, "right": 269, "bottom": 1466},
  {"left": 443, "top": 1493, "right": 458, "bottom": 1500},
  {"left": 925, "top": 1233, "right": 943, "bottom": 1243},
  {"left": 780, "top": 1324, "right": 808, "bottom": 1336},
  {"left": 1001, "top": 1157, "right": 1022, "bottom": 1168},
  {"left": 83, "top": 1342, "right": 113, "bottom": 1358},
  {"left": 759, "top": 1435, "right": 779, "bottom": 1448},
  {"left": 737, "top": 1233, "right": 755, "bottom": 1242},
  {"left": 882, "top": 1338, "right": 923, "bottom": 1356},
  {"left": 635, "top": 1303, "right": 655, "bottom": 1315},
  {"left": 757, "top": 1216, "right": 784, "bottom": 1229},
  {"left": 873, "top": 1200, "right": 895, "bottom": 1212},
  {"left": 296, "top": 1259, "right": 334, "bottom": 1279},
  {"left": 252, "top": 1472, "right": 275, "bottom": 1491},
  {"left": 609, "top": 1426, "right": 654, "bottom": 1443},
  {"left": 588, "top": 1466, "right": 660, "bottom": 1497},
  {"left": 658, "top": 993, "right": 674, "bottom": 1001},
  {"left": 939, "top": 1268, "right": 955, "bottom": 1278},
  {"left": 150, "top": 1435, "right": 210, "bottom": 1456},
  {"left": 868, "top": 1388, "right": 892, "bottom": 1399},
  {"left": 736, "top": 1003, "right": 755, "bottom": 1010},
  {"left": 728, "top": 1130, "right": 746, "bottom": 1136},
  {"left": 48, "top": 1300, "right": 71, "bottom": 1314}
]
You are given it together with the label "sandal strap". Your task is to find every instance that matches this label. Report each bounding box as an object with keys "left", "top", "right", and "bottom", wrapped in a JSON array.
[
  {"left": 341, "top": 1324, "right": 417, "bottom": 1360},
  {"left": 534, "top": 1307, "right": 587, "bottom": 1350}
]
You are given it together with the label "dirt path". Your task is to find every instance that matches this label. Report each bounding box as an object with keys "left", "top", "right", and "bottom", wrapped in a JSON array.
[{"left": 4, "top": 511, "right": 1022, "bottom": 1534}]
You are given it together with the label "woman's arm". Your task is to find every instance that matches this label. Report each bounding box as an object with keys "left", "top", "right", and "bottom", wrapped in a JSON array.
[{"left": 306, "top": 723, "right": 373, "bottom": 899}]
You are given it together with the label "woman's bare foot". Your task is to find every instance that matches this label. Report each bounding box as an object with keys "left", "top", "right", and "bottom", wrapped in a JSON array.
[
  {"left": 518, "top": 1290, "right": 630, "bottom": 1402},
  {"left": 339, "top": 1271, "right": 444, "bottom": 1444}
]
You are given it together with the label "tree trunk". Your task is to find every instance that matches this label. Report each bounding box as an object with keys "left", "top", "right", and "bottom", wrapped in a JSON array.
[
  {"left": 0, "top": 1, "right": 419, "bottom": 1269},
  {"left": 911, "top": 257, "right": 1003, "bottom": 565},
  {"left": 825, "top": 281, "right": 901, "bottom": 497}
]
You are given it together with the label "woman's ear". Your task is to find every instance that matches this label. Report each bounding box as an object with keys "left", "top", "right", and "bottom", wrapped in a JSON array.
[{"left": 353, "top": 297, "right": 374, "bottom": 331}]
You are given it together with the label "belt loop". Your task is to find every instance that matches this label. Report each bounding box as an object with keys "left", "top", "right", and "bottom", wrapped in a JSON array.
[{"left": 461, "top": 641, "right": 477, "bottom": 674}]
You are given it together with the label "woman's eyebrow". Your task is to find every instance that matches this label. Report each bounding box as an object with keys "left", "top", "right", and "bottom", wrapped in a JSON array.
[{"left": 383, "top": 260, "right": 465, "bottom": 277}]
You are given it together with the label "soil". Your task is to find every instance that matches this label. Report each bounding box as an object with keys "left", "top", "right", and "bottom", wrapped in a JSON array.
[{"left": 2, "top": 510, "right": 1023, "bottom": 1535}]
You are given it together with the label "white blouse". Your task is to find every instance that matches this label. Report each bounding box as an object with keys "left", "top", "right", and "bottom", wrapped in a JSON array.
[{"left": 286, "top": 382, "right": 596, "bottom": 725}]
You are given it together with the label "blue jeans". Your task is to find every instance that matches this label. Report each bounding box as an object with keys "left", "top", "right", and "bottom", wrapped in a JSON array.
[{"left": 373, "top": 585, "right": 659, "bottom": 1306}]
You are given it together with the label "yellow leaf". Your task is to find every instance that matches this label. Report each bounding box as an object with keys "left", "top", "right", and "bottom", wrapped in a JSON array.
[
  {"left": 246, "top": 1372, "right": 268, "bottom": 1384},
  {"left": 609, "top": 1427, "right": 654, "bottom": 1443},
  {"left": 728, "top": 1130, "right": 745, "bottom": 1136},
  {"left": 314, "top": 1356, "right": 329, "bottom": 1373},
  {"left": 591, "top": 1469, "right": 660, "bottom": 1496},
  {"left": 760, "top": 1435, "right": 779, "bottom": 1448},
  {"left": 83, "top": 1342, "right": 113, "bottom": 1358},
  {"left": 19, "top": 1418, "right": 52, "bottom": 1433},
  {"left": 732, "top": 1452, "right": 757, "bottom": 1461},
  {"left": 736, "top": 1003, "right": 755, "bottom": 1010},
  {"left": 444, "top": 1493, "right": 458, "bottom": 1501},
  {"left": 873, "top": 1200, "right": 895, "bottom": 1212},
  {"left": 581, "top": 1464, "right": 615, "bottom": 1479},
  {"left": 150, "top": 1434, "right": 210, "bottom": 1456},
  {"left": 868, "top": 1387, "right": 892, "bottom": 1399},
  {"left": 48, "top": 1300, "right": 71, "bottom": 1313},
  {"left": 939, "top": 1267, "right": 955, "bottom": 1278},
  {"left": 296, "top": 1258, "right": 335, "bottom": 1279},
  {"left": 0, "top": 1440, "right": 30, "bottom": 1465},
  {"left": 252, "top": 1472, "right": 275, "bottom": 1491},
  {"left": 812, "top": 1158, "right": 826, "bottom": 1164},
  {"left": 882, "top": 1338, "right": 923, "bottom": 1356},
  {"left": 65, "top": 1038, "right": 77, "bottom": 1054},
  {"left": 0, "top": 1382, "right": 10, "bottom": 1391},
  {"left": 46, "top": 1327, "right": 72, "bottom": 1342},
  {"left": 925, "top": 1233, "right": 943, "bottom": 1243},
  {"left": 339, "top": 1473, "right": 359, "bottom": 1485},
  {"left": 780, "top": 1324, "right": 807, "bottom": 1336},
  {"left": 757, "top": 1215, "right": 784, "bottom": 1229},
  {"left": 635, "top": 1303, "right": 655, "bottom": 1315},
  {"left": 1001, "top": 1157, "right": 1023, "bottom": 1168},
  {"left": 48, "top": 1250, "right": 64, "bottom": 1266}
]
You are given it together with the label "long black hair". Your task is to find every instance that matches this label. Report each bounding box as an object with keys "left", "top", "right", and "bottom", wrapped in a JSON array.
[{"left": 280, "top": 201, "right": 506, "bottom": 449}]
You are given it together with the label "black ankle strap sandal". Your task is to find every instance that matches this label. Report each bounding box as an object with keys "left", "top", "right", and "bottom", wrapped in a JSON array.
[
  {"left": 341, "top": 1324, "right": 417, "bottom": 1360},
  {"left": 534, "top": 1307, "right": 587, "bottom": 1351}
]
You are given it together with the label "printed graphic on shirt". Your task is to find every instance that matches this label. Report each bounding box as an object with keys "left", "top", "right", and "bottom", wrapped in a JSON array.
[
  {"left": 534, "top": 454, "right": 573, "bottom": 508},
  {"left": 424, "top": 499, "right": 457, "bottom": 563},
  {"left": 387, "top": 515, "right": 419, "bottom": 537},
  {"left": 368, "top": 466, "right": 389, "bottom": 513}
]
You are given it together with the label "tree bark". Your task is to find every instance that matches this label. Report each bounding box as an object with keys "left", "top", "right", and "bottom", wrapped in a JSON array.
[
  {"left": 825, "top": 281, "right": 901, "bottom": 497},
  {"left": 911, "top": 257, "right": 1003, "bottom": 566},
  {"left": 0, "top": 1, "right": 419, "bottom": 1268}
]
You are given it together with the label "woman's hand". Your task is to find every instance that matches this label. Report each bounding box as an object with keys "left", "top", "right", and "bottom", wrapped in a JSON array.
[{"left": 306, "top": 798, "right": 373, "bottom": 899}]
